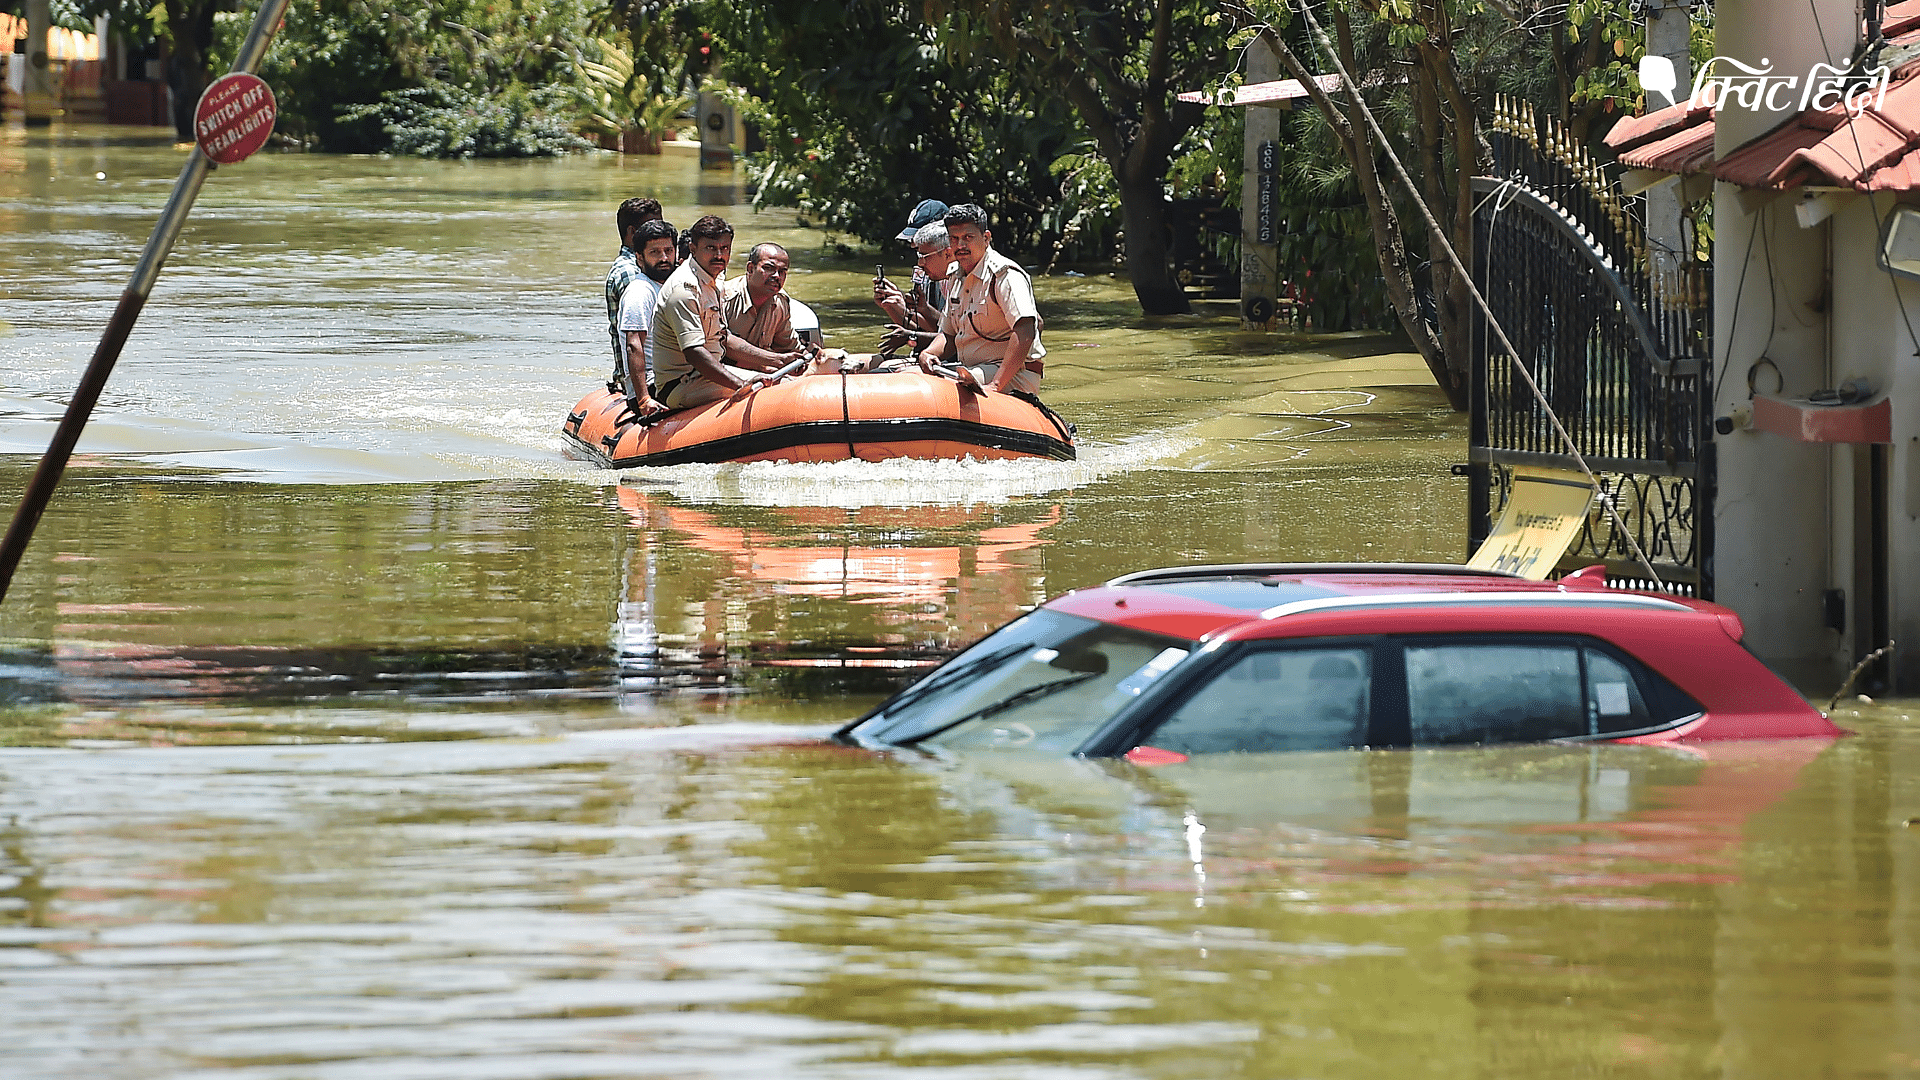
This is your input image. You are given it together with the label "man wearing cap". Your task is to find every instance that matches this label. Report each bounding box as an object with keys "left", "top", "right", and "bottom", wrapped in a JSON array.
[
  {"left": 878, "top": 222, "right": 958, "bottom": 354},
  {"left": 874, "top": 198, "right": 948, "bottom": 327},
  {"left": 916, "top": 203, "right": 1045, "bottom": 396}
]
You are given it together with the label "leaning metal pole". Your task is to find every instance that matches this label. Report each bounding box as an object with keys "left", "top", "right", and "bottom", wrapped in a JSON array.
[{"left": 0, "top": 0, "right": 293, "bottom": 604}]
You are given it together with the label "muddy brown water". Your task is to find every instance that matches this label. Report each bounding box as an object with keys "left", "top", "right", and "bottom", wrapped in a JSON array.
[{"left": 2, "top": 125, "right": 1917, "bottom": 1079}]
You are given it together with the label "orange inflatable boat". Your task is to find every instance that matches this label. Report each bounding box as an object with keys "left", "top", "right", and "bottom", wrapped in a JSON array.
[{"left": 562, "top": 371, "right": 1076, "bottom": 467}]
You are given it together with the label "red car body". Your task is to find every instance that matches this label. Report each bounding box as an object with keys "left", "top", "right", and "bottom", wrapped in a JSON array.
[{"left": 842, "top": 564, "right": 1838, "bottom": 757}]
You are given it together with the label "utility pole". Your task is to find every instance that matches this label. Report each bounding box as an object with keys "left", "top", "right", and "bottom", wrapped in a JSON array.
[
  {"left": 1644, "top": 0, "right": 1692, "bottom": 279},
  {"left": 22, "top": 0, "right": 55, "bottom": 126},
  {"left": 1238, "top": 36, "right": 1282, "bottom": 329}
]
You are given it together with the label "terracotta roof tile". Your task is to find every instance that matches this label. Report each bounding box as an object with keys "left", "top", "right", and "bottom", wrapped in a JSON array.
[
  {"left": 1597, "top": 36, "right": 1920, "bottom": 191},
  {"left": 1703, "top": 66, "right": 1920, "bottom": 190},
  {"left": 1860, "top": 71, "right": 1920, "bottom": 137},
  {"left": 1795, "top": 110, "right": 1911, "bottom": 180},
  {"left": 1616, "top": 119, "right": 1718, "bottom": 174},
  {"left": 1715, "top": 122, "right": 1825, "bottom": 187},
  {"left": 1884, "top": 0, "right": 1920, "bottom": 39},
  {"left": 1869, "top": 145, "right": 1920, "bottom": 189},
  {"left": 1604, "top": 100, "right": 1712, "bottom": 151}
]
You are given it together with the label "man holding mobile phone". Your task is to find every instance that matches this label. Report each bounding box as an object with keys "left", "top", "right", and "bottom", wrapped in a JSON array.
[
  {"left": 916, "top": 203, "right": 1045, "bottom": 396},
  {"left": 876, "top": 222, "right": 957, "bottom": 354},
  {"left": 873, "top": 198, "right": 947, "bottom": 324}
]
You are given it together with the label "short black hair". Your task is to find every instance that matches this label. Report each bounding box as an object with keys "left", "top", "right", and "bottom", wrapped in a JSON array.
[
  {"left": 617, "top": 197, "right": 662, "bottom": 243},
  {"left": 943, "top": 203, "right": 988, "bottom": 229},
  {"left": 634, "top": 218, "right": 677, "bottom": 248},
  {"left": 688, "top": 214, "right": 734, "bottom": 242},
  {"left": 747, "top": 242, "right": 787, "bottom": 266}
]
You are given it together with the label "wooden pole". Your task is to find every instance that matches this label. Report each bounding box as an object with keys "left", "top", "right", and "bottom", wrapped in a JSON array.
[{"left": 0, "top": 0, "right": 293, "bottom": 605}]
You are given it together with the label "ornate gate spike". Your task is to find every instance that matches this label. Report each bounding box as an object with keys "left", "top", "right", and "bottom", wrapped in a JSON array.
[{"left": 1465, "top": 112, "right": 1713, "bottom": 595}]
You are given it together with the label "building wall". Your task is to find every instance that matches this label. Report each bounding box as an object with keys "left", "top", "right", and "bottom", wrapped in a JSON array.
[
  {"left": 1712, "top": 188, "right": 1837, "bottom": 689},
  {"left": 1711, "top": 0, "right": 1864, "bottom": 691},
  {"left": 1828, "top": 197, "right": 1920, "bottom": 691}
]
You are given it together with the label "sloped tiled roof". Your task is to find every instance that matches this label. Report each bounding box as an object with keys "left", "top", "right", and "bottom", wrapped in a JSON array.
[
  {"left": 1604, "top": 101, "right": 1719, "bottom": 175},
  {"left": 1603, "top": 0, "right": 1920, "bottom": 191}
]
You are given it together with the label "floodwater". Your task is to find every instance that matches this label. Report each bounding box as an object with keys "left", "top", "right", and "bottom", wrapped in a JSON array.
[{"left": 1, "top": 125, "right": 1917, "bottom": 1079}]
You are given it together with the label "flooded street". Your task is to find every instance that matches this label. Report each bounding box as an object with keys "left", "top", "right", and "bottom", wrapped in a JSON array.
[{"left": 3, "top": 125, "right": 1919, "bottom": 1078}]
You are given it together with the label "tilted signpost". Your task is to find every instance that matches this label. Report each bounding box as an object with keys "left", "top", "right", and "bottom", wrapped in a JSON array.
[{"left": 0, "top": 1, "right": 291, "bottom": 604}]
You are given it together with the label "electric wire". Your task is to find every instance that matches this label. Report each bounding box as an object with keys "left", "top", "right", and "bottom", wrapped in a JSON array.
[
  {"left": 1715, "top": 199, "right": 1764, "bottom": 396},
  {"left": 1806, "top": 0, "right": 1920, "bottom": 358}
]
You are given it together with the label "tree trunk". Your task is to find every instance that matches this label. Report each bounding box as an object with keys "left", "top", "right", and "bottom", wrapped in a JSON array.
[
  {"left": 1412, "top": 13, "right": 1480, "bottom": 401},
  {"left": 1118, "top": 178, "right": 1191, "bottom": 316},
  {"left": 165, "top": 0, "right": 217, "bottom": 140},
  {"left": 1330, "top": 11, "right": 1466, "bottom": 410},
  {"left": 1243, "top": 6, "right": 1472, "bottom": 411}
]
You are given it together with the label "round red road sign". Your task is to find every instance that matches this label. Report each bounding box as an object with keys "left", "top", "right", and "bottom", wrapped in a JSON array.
[{"left": 193, "top": 73, "right": 277, "bottom": 165}]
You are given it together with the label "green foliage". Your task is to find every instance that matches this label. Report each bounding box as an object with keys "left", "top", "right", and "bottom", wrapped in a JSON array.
[
  {"left": 591, "top": 0, "right": 722, "bottom": 100},
  {"left": 47, "top": 0, "right": 101, "bottom": 33},
  {"left": 342, "top": 84, "right": 592, "bottom": 158},
  {"left": 1168, "top": 102, "right": 1245, "bottom": 209},
  {"left": 1045, "top": 146, "right": 1122, "bottom": 267},
  {"left": 720, "top": 0, "right": 1082, "bottom": 258},
  {"left": 1559, "top": 0, "right": 1716, "bottom": 113},
  {"left": 574, "top": 37, "right": 693, "bottom": 146},
  {"left": 211, "top": 0, "right": 600, "bottom": 154},
  {"left": 1268, "top": 108, "right": 1393, "bottom": 331},
  {"left": 213, "top": 1, "right": 401, "bottom": 151}
]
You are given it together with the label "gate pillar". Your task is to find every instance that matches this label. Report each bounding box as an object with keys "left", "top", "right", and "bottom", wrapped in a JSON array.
[{"left": 1238, "top": 37, "right": 1281, "bottom": 329}]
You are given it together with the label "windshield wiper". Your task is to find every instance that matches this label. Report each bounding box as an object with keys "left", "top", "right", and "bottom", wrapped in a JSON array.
[
  {"left": 902, "top": 670, "right": 1102, "bottom": 745},
  {"left": 851, "top": 641, "right": 1036, "bottom": 737}
]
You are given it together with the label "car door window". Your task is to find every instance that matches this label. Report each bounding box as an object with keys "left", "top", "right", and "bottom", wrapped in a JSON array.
[
  {"left": 1144, "top": 646, "right": 1371, "bottom": 755},
  {"left": 1405, "top": 640, "right": 1687, "bottom": 745},
  {"left": 1406, "top": 642, "right": 1585, "bottom": 744},
  {"left": 1584, "top": 648, "right": 1653, "bottom": 731}
]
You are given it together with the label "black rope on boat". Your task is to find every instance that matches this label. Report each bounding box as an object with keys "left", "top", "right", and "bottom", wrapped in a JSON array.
[
  {"left": 841, "top": 373, "right": 856, "bottom": 459},
  {"left": 1007, "top": 389, "right": 1075, "bottom": 447}
]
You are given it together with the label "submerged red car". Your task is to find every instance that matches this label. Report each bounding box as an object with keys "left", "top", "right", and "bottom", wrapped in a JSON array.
[{"left": 837, "top": 563, "right": 1840, "bottom": 759}]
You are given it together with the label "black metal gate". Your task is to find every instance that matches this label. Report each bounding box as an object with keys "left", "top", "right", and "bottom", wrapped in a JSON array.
[{"left": 1467, "top": 98, "right": 1714, "bottom": 595}]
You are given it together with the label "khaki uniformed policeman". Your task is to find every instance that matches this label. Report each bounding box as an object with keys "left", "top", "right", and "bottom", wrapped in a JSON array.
[{"left": 915, "top": 203, "right": 1044, "bottom": 396}]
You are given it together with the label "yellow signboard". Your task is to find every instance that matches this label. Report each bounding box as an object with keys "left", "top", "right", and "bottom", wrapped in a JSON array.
[{"left": 1467, "top": 466, "right": 1598, "bottom": 580}]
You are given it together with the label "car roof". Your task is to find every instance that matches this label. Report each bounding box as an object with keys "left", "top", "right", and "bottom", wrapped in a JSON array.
[{"left": 1046, "top": 562, "right": 1721, "bottom": 641}]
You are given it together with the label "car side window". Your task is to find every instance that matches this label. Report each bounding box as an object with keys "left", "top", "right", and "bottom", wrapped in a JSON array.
[
  {"left": 1405, "top": 639, "right": 1693, "bottom": 745},
  {"left": 1406, "top": 643, "right": 1584, "bottom": 744},
  {"left": 1144, "top": 646, "right": 1371, "bottom": 755},
  {"left": 1584, "top": 648, "right": 1653, "bottom": 731}
]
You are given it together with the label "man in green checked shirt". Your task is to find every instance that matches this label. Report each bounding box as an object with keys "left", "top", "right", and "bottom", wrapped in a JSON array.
[{"left": 603, "top": 197, "right": 662, "bottom": 371}]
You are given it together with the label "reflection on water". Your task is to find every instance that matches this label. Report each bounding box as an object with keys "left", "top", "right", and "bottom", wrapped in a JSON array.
[
  {"left": 611, "top": 485, "right": 1058, "bottom": 696},
  {"left": 7, "top": 124, "right": 1919, "bottom": 1077},
  {"left": 2, "top": 719, "right": 1918, "bottom": 1079}
]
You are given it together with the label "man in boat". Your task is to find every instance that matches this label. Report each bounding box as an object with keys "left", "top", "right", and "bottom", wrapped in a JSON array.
[
  {"left": 915, "top": 203, "right": 1045, "bottom": 396},
  {"left": 873, "top": 198, "right": 947, "bottom": 326},
  {"left": 722, "top": 243, "right": 803, "bottom": 360},
  {"left": 652, "top": 215, "right": 794, "bottom": 408},
  {"left": 876, "top": 222, "right": 955, "bottom": 355},
  {"left": 613, "top": 218, "right": 680, "bottom": 415},
  {"left": 604, "top": 197, "right": 663, "bottom": 366}
]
